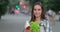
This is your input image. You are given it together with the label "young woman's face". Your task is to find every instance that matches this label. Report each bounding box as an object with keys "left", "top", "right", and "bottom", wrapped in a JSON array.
[{"left": 33, "top": 5, "right": 42, "bottom": 18}]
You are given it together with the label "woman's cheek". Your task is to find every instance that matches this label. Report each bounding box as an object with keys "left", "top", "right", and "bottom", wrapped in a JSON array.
[{"left": 38, "top": 11, "right": 42, "bottom": 16}]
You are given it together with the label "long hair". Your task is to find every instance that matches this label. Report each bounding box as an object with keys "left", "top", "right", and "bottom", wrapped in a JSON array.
[{"left": 30, "top": 2, "right": 46, "bottom": 22}]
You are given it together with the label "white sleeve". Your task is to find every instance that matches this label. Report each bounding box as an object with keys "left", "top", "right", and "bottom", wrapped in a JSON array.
[
  {"left": 46, "top": 21, "right": 52, "bottom": 32},
  {"left": 46, "top": 21, "right": 50, "bottom": 32},
  {"left": 24, "top": 20, "right": 30, "bottom": 29}
]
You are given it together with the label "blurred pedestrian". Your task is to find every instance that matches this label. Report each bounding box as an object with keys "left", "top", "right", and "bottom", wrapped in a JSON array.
[{"left": 46, "top": 9, "right": 56, "bottom": 25}]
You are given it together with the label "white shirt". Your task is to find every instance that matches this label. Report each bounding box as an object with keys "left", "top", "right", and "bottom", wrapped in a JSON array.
[{"left": 24, "top": 20, "right": 52, "bottom": 32}]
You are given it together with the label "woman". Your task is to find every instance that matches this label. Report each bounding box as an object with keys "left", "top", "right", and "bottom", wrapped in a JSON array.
[{"left": 24, "top": 2, "right": 52, "bottom": 32}]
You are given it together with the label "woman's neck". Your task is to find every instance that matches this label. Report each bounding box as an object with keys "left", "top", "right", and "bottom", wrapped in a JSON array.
[{"left": 36, "top": 17, "right": 41, "bottom": 22}]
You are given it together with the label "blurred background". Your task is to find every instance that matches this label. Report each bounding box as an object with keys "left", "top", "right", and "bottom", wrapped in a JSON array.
[{"left": 0, "top": 0, "right": 60, "bottom": 32}]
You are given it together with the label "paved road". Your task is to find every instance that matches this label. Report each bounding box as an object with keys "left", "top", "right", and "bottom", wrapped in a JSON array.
[
  {"left": 0, "top": 13, "right": 60, "bottom": 32},
  {"left": 52, "top": 21, "right": 60, "bottom": 32},
  {"left": 0, "top": 14, "right": 31, "bottom": 32}
]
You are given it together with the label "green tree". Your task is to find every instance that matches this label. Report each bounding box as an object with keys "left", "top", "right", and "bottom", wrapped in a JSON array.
[
  {"left": 0, "top": 0, "right": 9, "bottom": 19},
  {"left": 42, "top": 0, "right": 60, "bottom": 12},
  {"left": 29, "top": 0, "right": 41, "bottom": 6}
]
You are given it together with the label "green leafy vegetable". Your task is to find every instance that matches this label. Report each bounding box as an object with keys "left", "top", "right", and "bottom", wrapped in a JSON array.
[{"left": 30, "top": 21, "right": 40, "bottom": 32}]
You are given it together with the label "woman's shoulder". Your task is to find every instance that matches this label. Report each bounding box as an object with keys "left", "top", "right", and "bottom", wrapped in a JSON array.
[
  {"left": 42, "top": 19, "right": 49, "bottom": 24},
  {"left": 42, "top": 19, "right": 48, "bottom": 22},
  {"left": 42, "top": 19, "right": 49, "bottom": 27}
]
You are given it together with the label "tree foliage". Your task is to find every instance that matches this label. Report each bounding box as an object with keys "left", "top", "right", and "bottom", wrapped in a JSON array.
[
  {"left": 42, "top": 0, "right": 60, "bottom": 12},
  {"left": 29, "top": 0, "right": 41, "bottom": 6},
  {"left": 0, "top": 0, "right": 9, "bottom": 19}
]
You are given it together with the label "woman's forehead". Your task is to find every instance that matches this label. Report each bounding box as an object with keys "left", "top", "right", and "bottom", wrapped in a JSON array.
[{"left": 34, "top": 5, "right": 41, "bottom": 9}]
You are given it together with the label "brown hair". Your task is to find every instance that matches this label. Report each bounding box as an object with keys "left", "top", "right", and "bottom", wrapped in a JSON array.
[{"left": 30, "top": 2, "right": 46, "bottom": 22}]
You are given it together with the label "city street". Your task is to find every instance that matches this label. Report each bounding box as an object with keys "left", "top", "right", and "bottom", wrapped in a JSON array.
[
  {"left": 0, "top": 0, "right": 60, "bottom": 32},
  {"left": 0, "top": 13, "right": 60, "bottom": 32}
]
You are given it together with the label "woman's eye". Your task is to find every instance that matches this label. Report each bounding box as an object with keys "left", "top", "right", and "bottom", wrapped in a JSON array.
[{"left": 38, "top": 9, "right": 40, "bottom": 11}]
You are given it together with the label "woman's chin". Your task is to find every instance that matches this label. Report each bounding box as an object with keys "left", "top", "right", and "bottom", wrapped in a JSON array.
[{"left": 35, "top": 16, "right": 40, "bottom": 18}]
